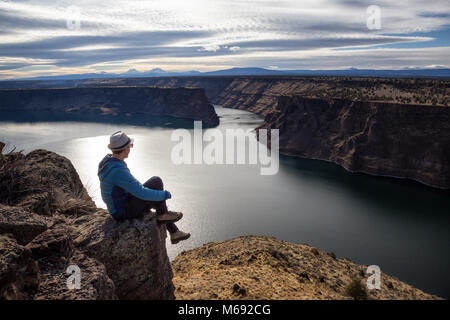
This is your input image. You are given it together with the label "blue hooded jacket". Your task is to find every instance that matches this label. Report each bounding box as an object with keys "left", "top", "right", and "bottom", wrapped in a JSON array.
[{"left": 97, "top": 154, "right": 166, "bottom": 218}]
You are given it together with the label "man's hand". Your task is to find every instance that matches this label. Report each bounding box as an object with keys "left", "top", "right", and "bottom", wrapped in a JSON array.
[{"left": 164, "top": 190, "right": 172, "bottom": 200}]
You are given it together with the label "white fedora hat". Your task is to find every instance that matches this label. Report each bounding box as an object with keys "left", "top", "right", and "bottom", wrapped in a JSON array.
[{"left": 108, "top": 131, "right": 134, "bottom": 151}]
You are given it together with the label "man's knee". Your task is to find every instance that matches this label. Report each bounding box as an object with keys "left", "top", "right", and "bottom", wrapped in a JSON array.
[
  {"left": 149, "top": 176, "right": 163, "bottom": 185},
  {"left": 144, "top": 176, "right": 163, "bottom": 189}
]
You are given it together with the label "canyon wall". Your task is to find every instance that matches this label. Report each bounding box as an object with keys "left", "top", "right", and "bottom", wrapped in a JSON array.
[
  {"left": 1, "top": 77, "right": 448, "bottom": 188},
  {"left": 0, "top": 76, "right": 448, "bottom": 116},
  {"left": 257, "top": 96, "right": 450, "bottom": 189},
  {"left": 58, "top": 76, "right": 450, "bottom": 115},
  {"left": 0, "top": 86, "right": 219, "bottom": 126}
]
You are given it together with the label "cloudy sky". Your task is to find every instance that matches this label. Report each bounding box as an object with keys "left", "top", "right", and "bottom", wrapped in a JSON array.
[{"left": 0, "top": 0, "right": 449, "bottom": 79}]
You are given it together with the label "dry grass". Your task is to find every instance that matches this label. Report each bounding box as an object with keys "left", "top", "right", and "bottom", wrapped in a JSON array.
[
  {"left": 172, "top": 235, "right": 441, "bottom": 300},
  {"left": 0, "top": 146, "right": 27, "bottom": 205}
]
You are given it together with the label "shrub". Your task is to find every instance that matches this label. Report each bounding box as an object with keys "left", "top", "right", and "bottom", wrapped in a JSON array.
[{"left": 344, "top": 277, "right": 368, "bottom": 300}]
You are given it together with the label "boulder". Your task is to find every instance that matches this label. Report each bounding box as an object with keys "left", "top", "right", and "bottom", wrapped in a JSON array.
[
  {"left": 0, "top": 149, "right": 95, "bottom": 215},
  {"left": 26, "top": 224, "right": 74, "bottom": 259},
  {"left": 0, "top": 234, "right": 39, "bottom": 299},
  {"left": 0, "top": 204, "right": 48, "bottom": 245},
  {"left": 34, "top": 250, "right": 117, "bottom": 300},
  {"left": 72, "top": 211, "right": 175, "bottom": 300}
]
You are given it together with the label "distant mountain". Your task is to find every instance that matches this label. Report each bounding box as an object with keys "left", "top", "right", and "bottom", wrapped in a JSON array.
[
  {"left": 282, "top": 68, "right": 450, "bottom": 78},
  {"left": 3, "top": 67, "right": 450, "bottom": 81},
  {"left": 16, "top": 68, "right": 202, "bottom": 81},
  {"left": 138, "top": 68, "right": 202, "bottom": 77},
  {"left": 202, "top": 67, "right": 286, "bottom": 76},
  {"left": 200, "top": 67, "right": 450, "bottom": 78}
]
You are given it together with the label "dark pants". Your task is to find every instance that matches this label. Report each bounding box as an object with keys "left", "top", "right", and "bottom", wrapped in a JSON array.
[{"left": 122, "top": 176, "right": 179, "bottom": 234}]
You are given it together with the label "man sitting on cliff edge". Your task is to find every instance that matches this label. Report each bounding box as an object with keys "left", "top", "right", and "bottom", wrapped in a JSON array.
[{"left": 98, "top": 130, "right": 190, "bottom": 244}]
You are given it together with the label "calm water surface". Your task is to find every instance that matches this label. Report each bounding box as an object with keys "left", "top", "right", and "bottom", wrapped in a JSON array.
[{"left": 1, "top": 106, "right": 449, "bottom": 298}]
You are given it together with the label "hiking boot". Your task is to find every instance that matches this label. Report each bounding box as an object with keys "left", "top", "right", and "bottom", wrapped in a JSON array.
[
  {"left": 155, "top": 211, "right": 183, "bottom": 224},
  {"left": 170, "top": 230, "right": 191, "bottom": 244}
]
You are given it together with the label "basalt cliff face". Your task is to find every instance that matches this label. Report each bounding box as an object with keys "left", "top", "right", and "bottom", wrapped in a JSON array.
[
  {"left": 43, "top": 76, "right": 449, "bottom": 115},
  {"left": 0, "top": 86, "right": 219, "bottom": 126},
  {"left": 0, "top": 144, "right": 175, "bottom": 300},
  {"left": 1, "top": 75, "right": 448, "bottom": 116},
  {"left": 257, "top": 96, "right": 450, "bottom": 189}
]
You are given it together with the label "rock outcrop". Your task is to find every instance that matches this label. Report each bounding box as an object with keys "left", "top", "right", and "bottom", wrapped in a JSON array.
[
  {"left": 0, "top": 144, "right": 175, "bottom": 300},
  {"left": 257, "top": 96, "right": 450, "bottom": 189},
  {"left": 0, "top": 148, "right": 94, "bottom": 215},
  {"left": 172, "top": 235, "right": 441, "bottom": 300},
  {"left": 72, "top": 213, "right": 175, "bottom": 300},
  {"left": 26, "top": 221, "right": 117, "bottom": 300},
  {"left": 0, "top": 86, "right": 219, "bottom": 126}
]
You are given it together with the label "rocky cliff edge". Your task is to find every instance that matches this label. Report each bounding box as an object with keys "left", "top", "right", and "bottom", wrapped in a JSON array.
[
  {"left": 0, "top": 143, "right": 174, "bottom": 299},
  {"left": 172, "top": 236, "right": 441, "bottom": 300}
]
